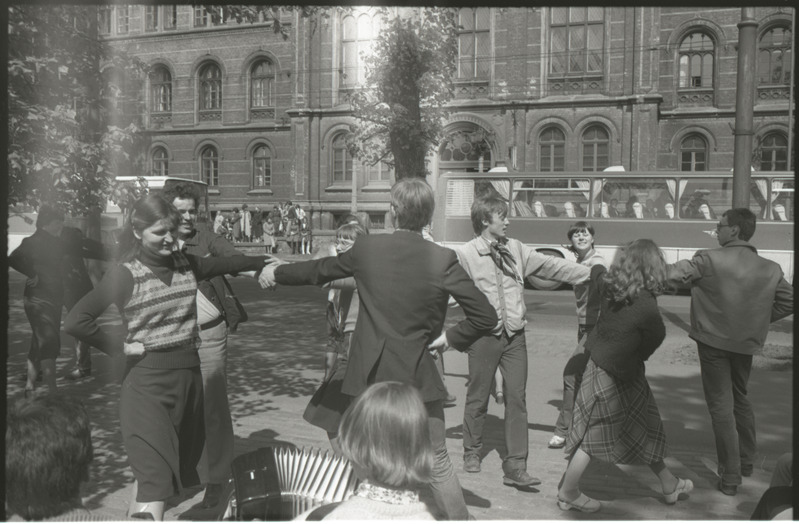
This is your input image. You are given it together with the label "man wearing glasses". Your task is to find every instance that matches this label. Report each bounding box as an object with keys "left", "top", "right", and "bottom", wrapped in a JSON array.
[{"left": 668, "top": 208, "right": 793, "bottom": 497}]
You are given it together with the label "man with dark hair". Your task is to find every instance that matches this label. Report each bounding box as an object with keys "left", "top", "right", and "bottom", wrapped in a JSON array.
[
  {"left": 668, "top": 207, "right": 793, "bottom": 496},
  {"left": 163, "top": 182, "right": 248, "bottom": 509},
  {"left": 6, "top": 395, "right": 114, "bottom": 521},
  {"left": 259, "top": 178, "right": 497, "bottom": 520},
  {"left": 455, "top": 196, "right": 590, "bottom": 486}
]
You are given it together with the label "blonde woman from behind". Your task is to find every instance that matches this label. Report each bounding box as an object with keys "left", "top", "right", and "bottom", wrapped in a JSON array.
[{"left": 296, "top": 382, "right": 437, "bottom": 520}]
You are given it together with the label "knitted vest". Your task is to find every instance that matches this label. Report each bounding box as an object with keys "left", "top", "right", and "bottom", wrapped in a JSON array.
[{"left": 122, "top": 252, "right": 199, "bottom": 352}]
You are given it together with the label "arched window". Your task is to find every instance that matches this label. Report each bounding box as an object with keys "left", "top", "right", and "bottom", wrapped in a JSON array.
[
  {"left": 150, "top": 66, "right": 171, "bottom": 113},
  {"left": 678, "top": 32, "right": 714, "bottom": 89},
  {"left": 680, "top": 134, "right": 708, "bottom": 171},
  {"left": 252, "top": 145, "right": 272, "bottom": 187},
  {"left": 581, "top": 125, "right": 609, "bottom": 171},
  {"left": 332, "top": 134, "right": 353, "bottom": 182},
  {"left": 341, "top": 12, "right": 375, "bottom": 86},
  {"left": 759, "top": 132, "right": 788, "bottom": 171},
  {"left": 439, "top": 127, "right": 493, "bottom": 172},
  {"left": 539, "top": 126, "right": 565, "bottom": 172},
  {"left": 151, "top": 147, "right": 168, "bottom": 176},
  {"left": 457, "top": 8, "right": 491, "bottom": 79},
  {"left": 251, "top": 60, "right": 274, "bottom": 108},
  {"left": 758, "top": 26, "right": 792, "bottom": 85},
  {"left": 199, "top": 63, "right": 222, "bottom": 110},
  {"left": 201, "top": 146, "right": 219, "bottom": 186}
]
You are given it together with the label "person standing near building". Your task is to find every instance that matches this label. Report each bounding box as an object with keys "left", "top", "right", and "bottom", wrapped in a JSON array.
[
  {"left": 241, "top": 204, "right": 252, "bottom": 243},
  {"left": 454, "top": 196, "right": 590, "bottom": 487},
  {"left": 667, "top": 208, "right": 793, "bottom": 496},
  {"left": 259, "top": 178, "right": 497, "bottom": 520},
  {"left": 231, "top": 208, "right": 242, "bottom": 242},
  {"left": 163, "top": 183, "right": 250, "bottom": 509}
]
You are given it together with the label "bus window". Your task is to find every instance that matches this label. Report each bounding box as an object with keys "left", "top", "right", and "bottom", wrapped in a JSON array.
[
  {"left": 445, "top": 178, "right": 510, "bottom": 217},
  {"left": 599, "top": 178, "right": 675, "bottom": 219},
  {"left": 511, "top": 178, "right": 591, "bottom": 218},
  {"left": 753, "top": 178, "right": 793, "bottom": 221},
  {"left": 678, "top": 178, "right": 733, "bottom": 220}
]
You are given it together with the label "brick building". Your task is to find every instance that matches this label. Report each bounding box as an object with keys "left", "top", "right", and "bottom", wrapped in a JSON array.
[{"left": 102, "top": 6, "right": 794, "bottom": 231}]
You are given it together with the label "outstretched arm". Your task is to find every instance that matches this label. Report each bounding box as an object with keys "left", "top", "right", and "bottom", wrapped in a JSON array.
[
  {"left": 442, "top": 254, "right": 498, "bottom": 351},
  {"left": 520, "top": 244, "right": 590, "bottom": 284}
]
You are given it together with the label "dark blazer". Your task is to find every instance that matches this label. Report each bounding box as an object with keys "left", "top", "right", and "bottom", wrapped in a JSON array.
[{"left": 275, "top": 230, "right": 498, "bottom": 402}]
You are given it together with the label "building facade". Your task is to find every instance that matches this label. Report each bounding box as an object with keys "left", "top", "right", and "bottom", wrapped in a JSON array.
[{"left": 102, "top": 6, "right": 794, "bottom": 230}]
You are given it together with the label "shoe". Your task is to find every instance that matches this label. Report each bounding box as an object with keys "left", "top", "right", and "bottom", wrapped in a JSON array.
[
  {"left": 548, "top": 435, "right": 566, "bottom": 449},
  {"left": 201, "top": 483, "right": 223, "bottom": 508},
  {"left": 130, "top": 512, "right": 155, "bottom": 520},
  {"left": 463, "top": 454, "right": 481, "bottom": 473},
  {"left": 557, "top": 493, "right": 601, "bottom": 513},
  {"left": 664, "top": 478, "right": 693, "bottom": 504},
  {"left": 66, "top": 368, "right": 91, "bottom": 380},
  {"left": 503, "top": 469, "right": 541, "bottom": 487},
  {"left": 718, "top": 480, "right": 738, "bottom": 496},
  {"left": 741, "top": 464, "right": 753, "bottom": 477}
]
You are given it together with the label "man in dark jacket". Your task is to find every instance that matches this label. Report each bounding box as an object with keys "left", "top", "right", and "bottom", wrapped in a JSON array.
[
  {"left": 668, "top": 208, "right": 793, "bottom": 496},
  {"left": 259, "top": 178, "right": 497, "bottom": 520},
  {"left": 164, "top": 183, "right": 248, "bottom": 509}
]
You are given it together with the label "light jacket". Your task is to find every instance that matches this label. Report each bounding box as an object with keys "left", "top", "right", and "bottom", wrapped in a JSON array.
[
  {"left": 668, "top": 239, "right": 793, "bottom": 355},
  {"left": 456, "top": 236, "right": 590, "bottom": 335}
]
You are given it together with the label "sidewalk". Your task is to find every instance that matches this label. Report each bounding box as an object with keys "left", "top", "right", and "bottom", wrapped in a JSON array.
[{"left": 5, "top": 275, "right": 791, "bottom": 520}]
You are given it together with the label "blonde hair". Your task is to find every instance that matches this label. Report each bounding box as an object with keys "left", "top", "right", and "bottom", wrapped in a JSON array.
[
  {"left": 336, "top": 222, "right": 367, "bottom": 242},
  {"left": 603, "top": 239, "right": 668, "bottom": 303},
  {"left": 338, "top": 382, "right": 433, "bottom": 489}
]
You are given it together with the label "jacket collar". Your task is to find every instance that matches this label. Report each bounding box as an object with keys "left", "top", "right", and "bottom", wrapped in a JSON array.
[
  {"left": 721, "top": 239, "right": 758, "bottom": 253},
  {"left": 472, "top": 235, "right": 503, "bottom": 256}
]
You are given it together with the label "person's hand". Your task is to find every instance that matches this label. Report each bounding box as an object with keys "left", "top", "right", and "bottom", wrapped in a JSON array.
[
  {"left": 264, "top": 255, "right": 286, "bottom": 266},
  {"left": 124, "top": 341, "right": 145, "bottom": 356},
  {"left": 259, "top": 262, "right": 281, "bottom": 290},
  {"left": 427, "top": 332, "right": 449, "bottom": 356}
]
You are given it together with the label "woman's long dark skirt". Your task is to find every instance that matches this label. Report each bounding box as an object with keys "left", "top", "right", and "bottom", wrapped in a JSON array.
[{"left": 120, "top": 365, "right": 205, "bottom": 502}]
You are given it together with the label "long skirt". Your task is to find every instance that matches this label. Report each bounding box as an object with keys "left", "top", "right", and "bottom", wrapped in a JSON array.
[
  {"left": 303, "top": 334, "right": 353, "bottom": 435},
  {"left": 120, "top": 365, "right": 205, "bottom": 502},
  {"left": 565, "top": 359, "right": 667, "bottom": 464},
  {"left": 23, "top": 296, "right": 62, "bottom": 361}
]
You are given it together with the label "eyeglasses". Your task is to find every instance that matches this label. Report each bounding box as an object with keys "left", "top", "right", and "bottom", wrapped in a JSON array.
[{"left": 715, "top": 223, "right": 730, "bottom": 231}]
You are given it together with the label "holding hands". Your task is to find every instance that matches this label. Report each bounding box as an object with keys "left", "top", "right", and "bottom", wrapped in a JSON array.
[{"left": 259, "top": 256, "right": 287, "bottom": 290}]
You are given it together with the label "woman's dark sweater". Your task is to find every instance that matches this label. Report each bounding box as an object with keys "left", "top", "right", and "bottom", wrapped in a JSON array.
[{"left": 586, "top": 265, "right": 666, "bottom": 381}]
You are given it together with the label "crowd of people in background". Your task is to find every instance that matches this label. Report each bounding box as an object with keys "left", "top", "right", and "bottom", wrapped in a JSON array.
[{"left": 6, "top": 176, "right": 793, "bottom": 521}]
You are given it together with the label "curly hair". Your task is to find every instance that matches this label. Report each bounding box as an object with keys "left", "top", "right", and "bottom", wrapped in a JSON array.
[{"left": 602, "top": 239, "right": 668, "bottom": 303}]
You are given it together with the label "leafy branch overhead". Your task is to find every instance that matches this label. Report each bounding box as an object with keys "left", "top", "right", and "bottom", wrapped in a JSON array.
[{"left": 8, "top": 5, "right": 147, "bottom": 215}]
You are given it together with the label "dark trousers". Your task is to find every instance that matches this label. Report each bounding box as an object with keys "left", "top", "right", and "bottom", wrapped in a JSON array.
[
  {"left": 554, "top": 325, "right": 592, "bottom": 437},
  {"left": 750, "top": 486, "right": 793, "bottom": 520},
  {"left": 698, "top": 342, "right": 756, "bottom": 486},
  {"left": 23, "top": 296, "right": 62, "bottom": 361},
  {"left": 463, "top": 330, "right": 528, "bottom": 474},
  {"left": 426, "top": 400, "right": 469, "bottom": 520}
]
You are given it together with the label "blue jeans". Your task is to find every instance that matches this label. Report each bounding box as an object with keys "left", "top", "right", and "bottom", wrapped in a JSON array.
[
  {"left": 697, "top": 342, "right": 756, "bottom": 486},
  {"left": 463, "top": 330, "right": 528, "bottom": 474},
  {"left": 426, "top": 400, "right": 469, "bottom": 520}
]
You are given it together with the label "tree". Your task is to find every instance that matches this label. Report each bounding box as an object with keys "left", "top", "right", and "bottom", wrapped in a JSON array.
[
  {"left": 8, "top": 5, "right": 146, "bottom": 218},
  {"left": 346, "top": 8, "right": 458, "bottom": 179}
]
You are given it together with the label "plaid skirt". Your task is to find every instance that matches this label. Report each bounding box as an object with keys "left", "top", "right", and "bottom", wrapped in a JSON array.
[{"left": 564, "top": 359, "right": 667, "bottom": 464}]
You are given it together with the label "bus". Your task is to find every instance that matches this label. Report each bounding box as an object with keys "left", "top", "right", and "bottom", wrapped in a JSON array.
[
  {"left": 7, "top": 176, "right": 209, "bottom": 255},
  {"left": 432, "top": 170, "right": 794, "bottom": 290}
]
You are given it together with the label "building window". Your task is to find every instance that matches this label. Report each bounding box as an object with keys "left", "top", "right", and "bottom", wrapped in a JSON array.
[
  {"left": 251, "top": 60, "right": 274, "bottom": 108},
  {"left": 680, "top": 134, "right": 708, "bottom": 171},
  {"left": 457, "top": 8, "right": 491, "bottom": 79},
  {"left": 194, "top": 6, "right": 207, "bottom": 27},
  {"left": 152, "top": 147, "right": 169, "bottom": 176},
  {"left": 581, "top": 125, "right": 609, "bottom": 171},
  {"left": 758, "top": 26, "right": 792, "bottom": 85},
  {"left": 439, "top": 127, "right": 493, "bottom": 172},
  {"left": 678, "top": 32, "right": 714, "bottom": 88},
  {"left": 163, "top": 6, "right": 177, "bottom": 30},
  {"left": 550, "top": 7, "right": 604, "bottom": 77},
  {"left": 332, "top": 134, "right": 353, "bottom": 182},
  {"left": 201, "top": 146, "right": 219, "bottom": 186},
  {"left": 150, "top": 66, "right": 171, "bottom": 113},
  {"left": 116, "top": 6, "right": 129, "bottom": 34},
  {"left": 341, "top": 12, "right": 375, "bottom": 86},
  {"left": 145, "top": 6, "right": 158, "bottom": 32},
  {"left": 199, "top": 63, "right": 222, "bottom": 110},
  {"left": 253, "top": 145, "right": 272, "bottom": 187},
  {"left": 539, "top": 126, "right": 566, "bottom": 172},
  {"left": 98, "top": 7, "right": 111, "bottom": 35},
  {"left": 759, "top": 132, "right": 788, "bottom": 171},
  {"left": 366, "top": 162, "right": 392, "bottom": 183}
]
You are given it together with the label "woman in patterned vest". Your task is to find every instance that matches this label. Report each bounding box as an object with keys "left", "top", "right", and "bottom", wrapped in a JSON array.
[{"left": 65, "top": 194, "right": 267, "bottom": 520}]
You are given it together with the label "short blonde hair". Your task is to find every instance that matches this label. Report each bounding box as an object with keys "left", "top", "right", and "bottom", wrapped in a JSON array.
[{"left": 338, "top": 382, "right": 433, "bottom": 489}]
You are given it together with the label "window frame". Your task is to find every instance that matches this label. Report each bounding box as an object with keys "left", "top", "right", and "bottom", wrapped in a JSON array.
[
  {"left": 680, "top": 134, "right": 708, "bottom": 172},
  {"left": 332, "top": 133, "right": 354, "bottom": 183},
  {"left": 759, "top": 132, "right": 788, "bottom": 171},
  {"left": 201, "top": 146, "right": 219, "bottom": 186},
  {"left": 539, "top": 126, "right": 566, "bottom": 172},
  {"left": 150, "top": 66, "right": 172, "bottom": 114},
  {"left": 144, "top": 5, "right": 159, "bottom": 32},
  {"left": 194, "top": 6, "right": 208, "bottom": 27},
  {"left": 580, "top": 125, "right": 610, "bottom": 172},
  {"left": 758, "top": 25, "right": 792, "bottom": 86},
  {"left": 549, "top": 7, "right": 605, "bottom": 78},
  {"left": 457, "top": 8, "right": 491, "bottom": 80},
  {"left": 116, "top": 6, "right": 129, "bottom": 34},
  {"left": 340, "top": 12, "right": 376, "bottom": 87},
  {"left": 98, "top": 6, "right": 112, "bottom": 35},
  {"left": 252, "top": 145, "right": 272, "bottom": 188},
  {"left": 151, "top": 147, "right": 169, "bottom": 177},
  {"left": 250, "top": 59, "right": 275, "bottom": 109},
  {"left": 678, "top": 31, "right": 715, "bottom": 89},
  {"left": 199, "top": 63, "right": 222, "bottom": 111},
  {"left": 162, "top": 6, "right": 177, "bottom": 30}
]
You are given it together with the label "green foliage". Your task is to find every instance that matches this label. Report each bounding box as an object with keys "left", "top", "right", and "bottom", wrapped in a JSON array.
[
  {"left": 8, "top": 5, "right": 146, "bottom": 216},
  {"left": 346, "top": 8, "right": 458, "bottom": 179},
  {"left": 205, "top": 5, "right": 330, "bottom": 39}
]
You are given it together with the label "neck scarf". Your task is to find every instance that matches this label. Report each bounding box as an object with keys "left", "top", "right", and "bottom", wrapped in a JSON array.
[{"left": 487, "top": 237, "right": 523, "bottom": 285}]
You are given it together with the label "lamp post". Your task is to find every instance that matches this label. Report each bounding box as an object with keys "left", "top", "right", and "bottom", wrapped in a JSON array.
[{"left": 732, "top": 8, "right": 758, "bottom": 208}]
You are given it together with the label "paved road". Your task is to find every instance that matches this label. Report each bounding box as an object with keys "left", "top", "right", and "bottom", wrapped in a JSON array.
[{"left": 4, "top": 269, "right": 792, "bottom": 521}]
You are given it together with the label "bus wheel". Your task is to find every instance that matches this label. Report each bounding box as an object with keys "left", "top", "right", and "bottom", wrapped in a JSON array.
[{"left": 526, "top": 249, "right": 566, "bottom": 291}]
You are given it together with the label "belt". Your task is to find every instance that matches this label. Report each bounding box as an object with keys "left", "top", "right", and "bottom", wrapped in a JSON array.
[{"left": 200, "top": 316, "right": 224, "bottom": 331}]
